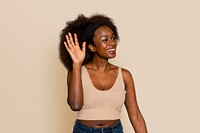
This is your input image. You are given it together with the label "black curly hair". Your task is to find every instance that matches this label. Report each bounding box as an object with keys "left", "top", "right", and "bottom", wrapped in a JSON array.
[{"left": 59, "top": 13, "right": 119, "bottom": 70}]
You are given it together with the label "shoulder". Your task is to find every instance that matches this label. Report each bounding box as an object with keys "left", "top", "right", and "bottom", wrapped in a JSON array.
[
  {"left": 120, "top": 67, "right": 134, "bottom": 85},
  {"left": 121, "top": 67, "right": 133, "bottom": 78}
]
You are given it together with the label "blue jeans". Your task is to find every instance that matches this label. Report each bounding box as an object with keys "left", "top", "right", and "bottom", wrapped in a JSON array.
[{"left": 73, "top": 120, "right": 124, "bottom": 133}]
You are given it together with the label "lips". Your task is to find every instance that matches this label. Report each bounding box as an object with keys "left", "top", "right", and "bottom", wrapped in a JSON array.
[{"left": 107, "top": 48, "right": 116, "bottom": 54}]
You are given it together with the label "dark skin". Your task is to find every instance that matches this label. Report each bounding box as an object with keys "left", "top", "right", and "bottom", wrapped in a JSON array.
[{"left": 64, "top": 26, "right": 148, "bottom": 132}]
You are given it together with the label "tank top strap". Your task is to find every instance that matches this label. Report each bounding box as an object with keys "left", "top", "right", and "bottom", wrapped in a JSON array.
[{"left": 115, "top": 67, "right": 125, "bottom": 91}]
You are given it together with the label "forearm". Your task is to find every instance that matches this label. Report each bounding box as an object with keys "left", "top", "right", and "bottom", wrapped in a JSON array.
[
  {"left": 131, "top": 113, "right": 148, "bottom": 133},
  {"left": 67, "top": 63, "right": 83, "bottom": 111}
]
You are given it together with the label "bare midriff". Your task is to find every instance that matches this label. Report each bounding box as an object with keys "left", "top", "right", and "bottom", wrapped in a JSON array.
[{"left": 77, "top": 119, "right": 120, "bottom": 128}]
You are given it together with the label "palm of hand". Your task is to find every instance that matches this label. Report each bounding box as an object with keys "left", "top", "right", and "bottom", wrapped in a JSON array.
[{"left": 64, "top": 33, "right": 86, "bottom": 64}]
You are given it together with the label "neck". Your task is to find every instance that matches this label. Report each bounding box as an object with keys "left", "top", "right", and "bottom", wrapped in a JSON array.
[{"left": 90, "top": 57, "right": 110, "bottom": 72}]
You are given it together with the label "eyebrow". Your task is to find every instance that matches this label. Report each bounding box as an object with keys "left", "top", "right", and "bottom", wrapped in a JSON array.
[{"left": 99, "top": 33, "right": 114, "bottom": 39}]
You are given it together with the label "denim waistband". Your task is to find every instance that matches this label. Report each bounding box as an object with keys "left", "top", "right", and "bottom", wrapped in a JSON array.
[{"left": 73, "top": 120, "right": 123, "bottom": 132}]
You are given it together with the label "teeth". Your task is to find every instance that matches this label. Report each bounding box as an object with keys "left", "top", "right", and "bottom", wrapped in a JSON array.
[{"left": 107, "top": 48, "right": 115, "bottom": 52}]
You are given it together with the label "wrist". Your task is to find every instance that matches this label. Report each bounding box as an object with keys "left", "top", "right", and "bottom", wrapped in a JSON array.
[{"left": 72, "top": 62, "right": 82, "bottom": 68}]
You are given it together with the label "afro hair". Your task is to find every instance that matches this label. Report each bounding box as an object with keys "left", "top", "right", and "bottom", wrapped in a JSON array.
[{"left": 59, "top": 13, "right": 119, "bottom": 70}]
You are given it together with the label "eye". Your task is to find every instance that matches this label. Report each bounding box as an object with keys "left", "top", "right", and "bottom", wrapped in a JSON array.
[
  {"left": 112, "top": 34, "right": 117, "bottom": 40},
  {"left": 101, "top": 38, "right": 109, "bottom": 42}
]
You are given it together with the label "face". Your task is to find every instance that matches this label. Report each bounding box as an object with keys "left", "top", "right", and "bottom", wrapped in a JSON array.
[{"left": 90, "top": 25, "right": 118, "bottom": 59}]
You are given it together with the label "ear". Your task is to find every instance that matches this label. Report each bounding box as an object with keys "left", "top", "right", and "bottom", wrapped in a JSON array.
[{"left": 88, "top": 44, "right": 96, "bottom": 52}]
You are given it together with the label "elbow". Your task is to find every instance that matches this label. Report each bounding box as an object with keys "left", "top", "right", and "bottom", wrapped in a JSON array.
[
  {"left": 70, "top": 105, "right": 82, "bottom": 111},
  {"left": 67, "top": 100, "right": 83, "bottom": 111},
  {"left": 130, "top": 111, "right": 145, "bottom": 124}
]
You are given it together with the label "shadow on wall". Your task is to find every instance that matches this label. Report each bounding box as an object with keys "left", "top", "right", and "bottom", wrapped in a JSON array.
[
  {"left": 56, "top": 67, "right": 77, "bottom": 132},
  {"left": 65, "top": 105, "right": 77, "bottom": 132},
  {"left": 52, "top": 49, "right": 77, "bottom": 132},
  {"left": 55, "top": 67, "right": 77, "bottom": 132}
]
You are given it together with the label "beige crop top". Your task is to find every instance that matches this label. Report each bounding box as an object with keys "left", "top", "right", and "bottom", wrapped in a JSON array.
[{"left": 77, "top": 66, "right": 126, "bottom": 120}]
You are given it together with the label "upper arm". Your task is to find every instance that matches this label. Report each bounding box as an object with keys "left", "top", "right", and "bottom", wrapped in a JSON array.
[
  {"left": 122, "top": 68, "right": 140, "bottom": 118},
  {"left": 66, "top": 70, "right": 72, "bottom": 104},
  {"left": 67, "top": 70, "right": 72, "bottom": 88}
]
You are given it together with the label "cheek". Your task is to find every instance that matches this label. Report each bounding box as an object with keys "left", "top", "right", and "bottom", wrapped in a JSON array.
[
  {"left": 100, "top": 42, "right": 108, "bottom": 48},
  {"left": 95, "top": 43, "right": 106, "bottom": 50}
]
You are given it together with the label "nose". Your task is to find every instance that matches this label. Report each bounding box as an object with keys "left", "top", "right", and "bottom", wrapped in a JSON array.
[{"left": 109, "top": 38, "right": 117, "bottom": 46}]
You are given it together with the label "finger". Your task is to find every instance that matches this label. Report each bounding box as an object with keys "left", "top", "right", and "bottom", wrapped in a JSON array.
[
  {"left": 68, "top": 32, "right": 75, "bottom": 46},
  {"left": 74, "top": 33, "right": 79, "bottom": 46},
  {"left": 64, "top": 41, "right": 70, "bottom": 51},
  {"left": 82, "top": 42, "right": 86, "bottom": 53},
  {"left": 74, "top": 33, "right": 81, "bottom": 50},
  {"left": 65, "top": 34, "right": 73, "bottom": 48}
]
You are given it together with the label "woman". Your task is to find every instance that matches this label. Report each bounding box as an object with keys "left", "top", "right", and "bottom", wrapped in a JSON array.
[{"left": 59, "top": 14, "right": 148, "bottom": 133}]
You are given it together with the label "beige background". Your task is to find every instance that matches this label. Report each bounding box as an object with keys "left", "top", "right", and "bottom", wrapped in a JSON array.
[{"left": 0, "top": 0, "right": 199, "bottom": 133}]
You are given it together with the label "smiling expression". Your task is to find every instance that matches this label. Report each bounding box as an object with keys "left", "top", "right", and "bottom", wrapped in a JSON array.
[{"left": 90, "top": 25, "right": 118, "bottom": 59}]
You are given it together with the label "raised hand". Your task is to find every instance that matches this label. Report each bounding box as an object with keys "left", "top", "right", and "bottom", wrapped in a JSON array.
[{"left": 64, "top": 32, "right": 86, "bottom": 64}]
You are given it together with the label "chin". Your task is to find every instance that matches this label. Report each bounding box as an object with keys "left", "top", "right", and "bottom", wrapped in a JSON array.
[{"left": 108, "top": 54, "right": 116, "bottom": 59}]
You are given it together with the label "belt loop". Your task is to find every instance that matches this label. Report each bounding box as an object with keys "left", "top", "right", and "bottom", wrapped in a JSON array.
[
  {"left": 101, "top": 128, "right": 104, "bottom": 133},
  {"left": 111, "top": 125, "right": 114, "bottom": 132},
  {"left": 73, "top": 119, "right": 77, "bottom": 128}
]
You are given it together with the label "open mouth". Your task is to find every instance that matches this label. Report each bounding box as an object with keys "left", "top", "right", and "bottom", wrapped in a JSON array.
[
  {"left": 107, "top": 48, "right": 116, "bottom": 52},
  {"left": 107, "top": 48, "right": 116, "bottom": 54}
]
